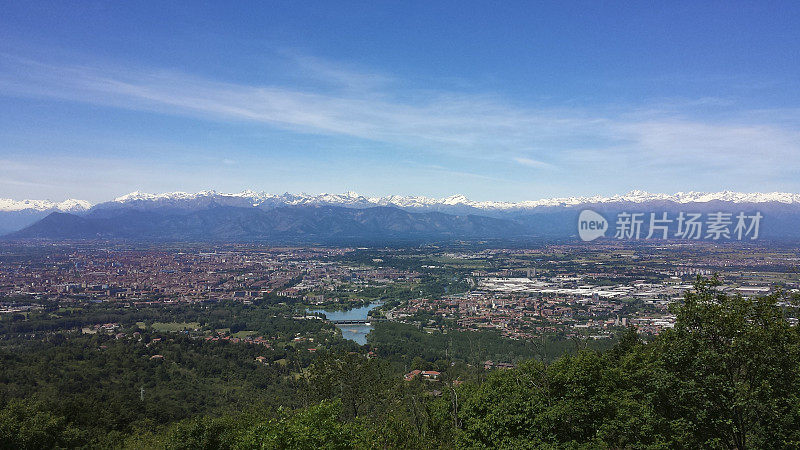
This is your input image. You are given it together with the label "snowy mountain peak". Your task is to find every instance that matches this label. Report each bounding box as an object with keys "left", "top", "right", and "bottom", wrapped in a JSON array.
[
  {"left": 55, "top": 199, "right": 93, "bottom": 212},
  {"left": 0, "top": 198, "right": 92, "bottom": 212}
]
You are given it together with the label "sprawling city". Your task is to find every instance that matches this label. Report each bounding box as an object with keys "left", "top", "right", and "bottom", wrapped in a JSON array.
[{"left": 3, "top": 242, "right": 797, "bottom": 340}]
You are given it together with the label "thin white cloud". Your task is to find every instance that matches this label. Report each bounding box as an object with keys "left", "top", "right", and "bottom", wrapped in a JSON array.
[
  {"left": 1, "top": 52, "right": 799, "bottom": 184},
  {"left": 285, "top": 53, "right": 397, "bottom": 92},
  {"left": 513, "top": 157, "right": 555, "bottom": 169}
]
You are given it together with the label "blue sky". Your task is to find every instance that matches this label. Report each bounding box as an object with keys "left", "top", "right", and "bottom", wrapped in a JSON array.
[{"left": 1, "top": 1, "right": 799, "bottom": 202}]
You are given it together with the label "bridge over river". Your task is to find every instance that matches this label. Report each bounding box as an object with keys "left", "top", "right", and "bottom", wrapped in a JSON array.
[
  {"left": 308, "top": 302, "right": 386, "bottom": 345},
  {"left": 329, "top": 318, "right": 388, "bottom": 325}
]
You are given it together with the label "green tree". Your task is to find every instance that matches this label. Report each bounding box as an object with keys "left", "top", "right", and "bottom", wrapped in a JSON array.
[
  {"left": 0, "top": 399, "right": 84, "bottom": 449},
  {"left": 235, "top": 400, "right": 361, "bottom": 449},
  {"left": 455, "top": 278, "right": 800, "bottom": 449},
  {"left": 643, "top": 276, "right": 800, "bottom": 449}
]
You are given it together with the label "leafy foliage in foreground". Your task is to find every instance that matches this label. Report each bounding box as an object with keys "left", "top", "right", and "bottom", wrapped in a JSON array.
[
  {"left": 2, "top": 277, "right": 800, "bottom": 449},
  {"left": 455, "top": 278, "right": 800, "bottom": 449}
]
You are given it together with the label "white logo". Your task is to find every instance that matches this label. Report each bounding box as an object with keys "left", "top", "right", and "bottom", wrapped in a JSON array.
[{"left": 578, "top": 210, "right": 608, "bottom": 241}]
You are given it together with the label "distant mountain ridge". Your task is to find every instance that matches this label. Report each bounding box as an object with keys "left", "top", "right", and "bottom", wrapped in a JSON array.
[
  {"left": 4, "top": 190, "right": 800, "bottom": 241},
  {"left": 6, "top": 190, "right": 800, "bottom": 215},
  {"left": 0, "top": 198, "right": 92, "bottom": 235},
  {"left": 101, "top": 189, "right": 800, "bottom": 213},
  {"left": 0, "top": 198, "right": 91, "bottom": 212},
  {"left": 8, "top": 205, "right": 524, "bottom": 243}
]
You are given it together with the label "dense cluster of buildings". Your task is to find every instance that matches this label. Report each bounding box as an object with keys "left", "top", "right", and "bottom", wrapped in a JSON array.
[
  {"left": 390, "top": 267, "right": 784, "bottom": 339},
  {"left": 2, "top": 242, "right": 794, "bottom": 341},
  {"left": 0, "top": 245, "right": 419, "bottom": 306}
]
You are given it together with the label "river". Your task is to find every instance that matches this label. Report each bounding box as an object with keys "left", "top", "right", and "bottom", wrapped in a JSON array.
[{"left": 308, "top": 302, "right": 382, "bottom": 345}]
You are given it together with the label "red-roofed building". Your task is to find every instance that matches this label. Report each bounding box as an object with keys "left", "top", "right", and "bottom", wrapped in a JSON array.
[{"left": 404, "top": 369, "right": 422, "bottom": 381}]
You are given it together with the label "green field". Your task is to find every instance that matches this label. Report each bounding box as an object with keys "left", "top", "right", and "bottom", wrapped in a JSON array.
[
  {"left": 232, "top": 330, "right": 258, "bottom": 338},
  {"left": 150, "top": 321, "right": 200, "bottom": 332}
]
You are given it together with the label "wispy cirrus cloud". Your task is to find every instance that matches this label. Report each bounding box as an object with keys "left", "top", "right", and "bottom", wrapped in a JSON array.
[
  {"left": 1, "top": 51, "right": 799, "bottom": 186},
  {"left": 513, "top": 157, "right": 555, "bottom": 170},
  {"left": 285, "top": 52, "right": 397, "bottom": 92}
]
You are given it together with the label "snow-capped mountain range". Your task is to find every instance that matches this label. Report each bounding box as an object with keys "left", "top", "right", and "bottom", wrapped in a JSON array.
[
  {"left": 0, "top": 198, "right": 92, "bottom": 212},
  {"left": 105, "top": 189, "right": 800, "bottom": 211},
  {"left": 5, "top": 190, "right": 800, "bottom": 241},
  {"left": 0, "top": 198, "right": 92, "bottom": 236},
  {"left": 4, "top": 190, "right": 800, "bottom": 214}
]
